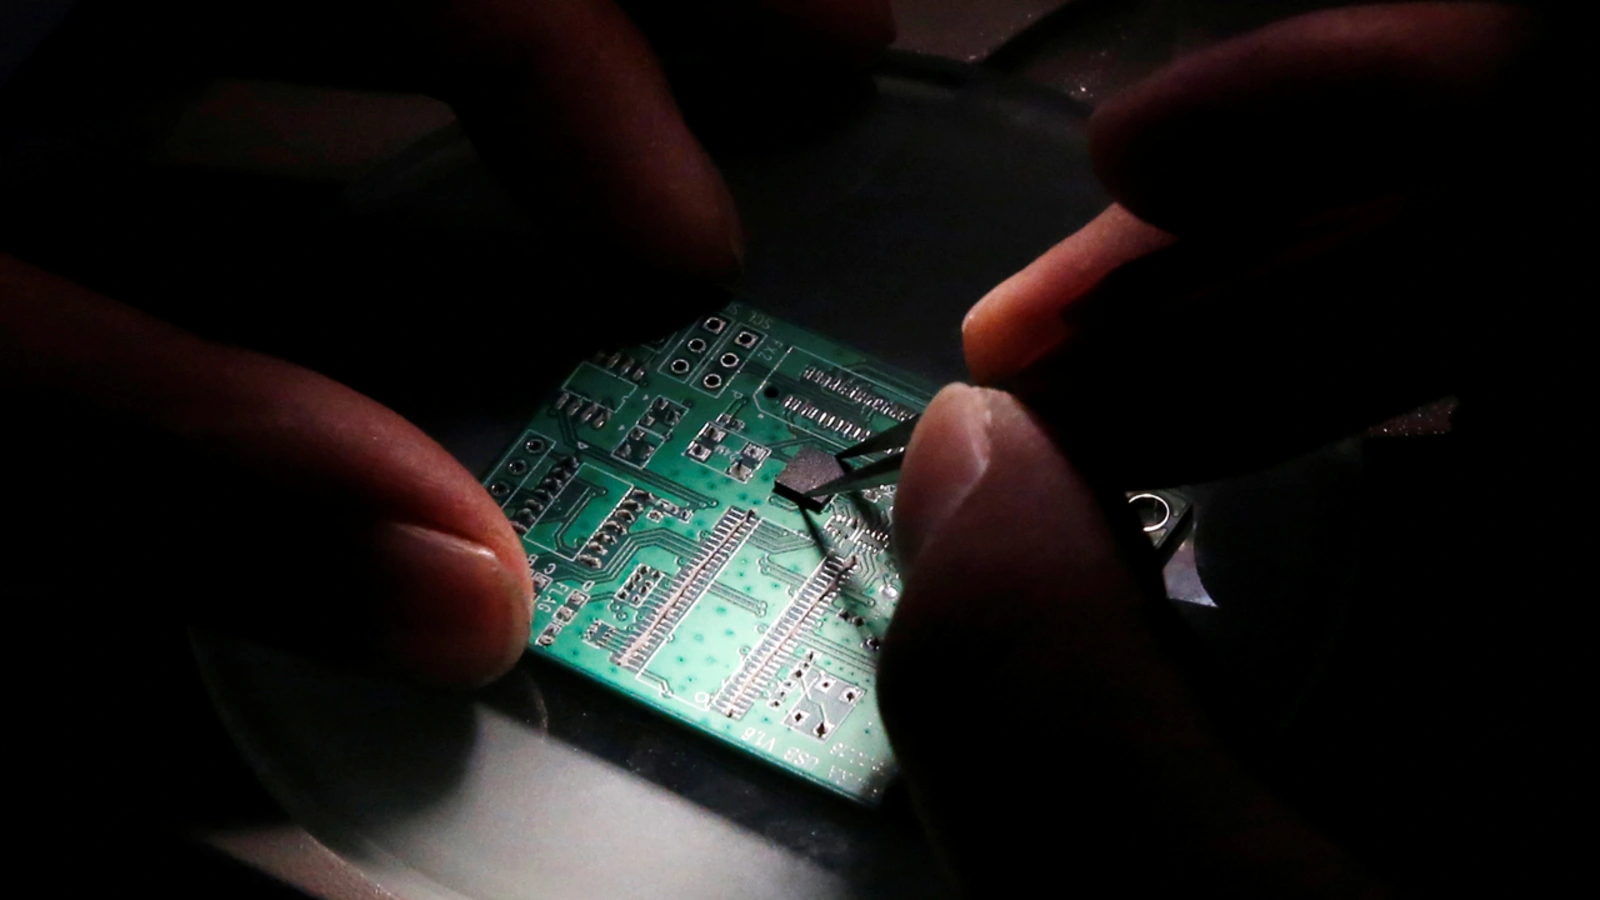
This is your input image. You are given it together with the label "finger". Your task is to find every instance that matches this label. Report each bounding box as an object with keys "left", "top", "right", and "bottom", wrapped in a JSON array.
[
  {"left": 750, "top": 0, "right": 895, "bottom": 61},
  {"left": 881, "top": 384, "right": 1382, "bottom": 896},
  {"left": 56, "top": 0, "right": 744, "bottom": 281},
  {"left": 996, "top": 193, "right": 1496, "bottom": 487},
  {"left": 414, "top": 0, "right": 890, "bottom": 278},
  {"left": 1, "top": 255, "right": 533, "bottom": 687},
  {"left": 962, "top": 204, "right": 1173, "bottom": 385},
  {"left": 620, "top": 0, "right": 895, "bottom": 65},
  {"left": 1090, "top": 2, "right": 1542, "bottom": 235},
  {"left": 414, "top": 0, "right": 744, "bottom": 280}
]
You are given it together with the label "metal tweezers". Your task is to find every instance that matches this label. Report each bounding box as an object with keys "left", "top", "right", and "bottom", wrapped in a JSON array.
[{"left": 802, "top": 414, "right": 922, "bottom": 498}]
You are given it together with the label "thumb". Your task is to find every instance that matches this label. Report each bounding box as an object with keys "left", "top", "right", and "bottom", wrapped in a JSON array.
[
  {"left": 2, "top": 255, "right": 532, "bottom": 687},
  {"left": 879, "top": 385, "right": 1381, "bottom": 897}
]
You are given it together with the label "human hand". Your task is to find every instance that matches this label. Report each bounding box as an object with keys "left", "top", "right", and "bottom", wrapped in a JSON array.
[
  {"left": 961, "top": 2, "right": 1556, "bottom": 486},
  {"left": 881, "top": 3, "right": 1568, "bottom": 894},
  {"left": 0, "top": 0, "right": 894, "bottom": 686},
  {"left": 880, "top": 385, "right": 1384, "bottom": 898}
]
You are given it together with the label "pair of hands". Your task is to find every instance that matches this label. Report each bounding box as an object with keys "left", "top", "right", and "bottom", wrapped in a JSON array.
[{"left": 0, "top": 1, "right": 1562, "bottom": 895}]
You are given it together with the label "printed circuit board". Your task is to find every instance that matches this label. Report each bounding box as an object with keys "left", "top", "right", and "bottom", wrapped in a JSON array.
[{"left": 484, "top": 301, "right": 930, "bottom": 803}]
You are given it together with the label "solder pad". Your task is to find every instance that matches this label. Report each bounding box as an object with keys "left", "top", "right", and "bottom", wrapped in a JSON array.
[{"left": 483, "top": 301, "right": 930, "bottom": 803}]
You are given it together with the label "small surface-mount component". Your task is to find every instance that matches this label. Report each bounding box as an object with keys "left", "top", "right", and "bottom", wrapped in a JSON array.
[
  {"left": 537, "top": 590, "right": 591, "bottom": 646},
  {"left": 685, "top": 422, "right": 729, "bottom": 466},
  {"left": 773, "top": 446, "right": 848, "bottom": 512},
  {"left": 614, "top": 563, "right": 666, "bottom": 608},
  {"left": 639, "top": 396, "right": 684, "bottom": 432},
  {"left": 613, "top": 427, "right": 661, "bottom": 466},
  {"left": 724, "top": 443, "right": 770, "bottom": 484},
  {"left": 592, "top": 349, "right": 647, "bottom": 382},
  {"left": 576, "top": 489, "right": 653, "bottom": 569},
  {"left": 554, "top": 590, "right": 589, "bottom": 624},
  {"left": 531, "top": 568, "right": 553, "bottom": 595},
  {"left": 510, "top": 455, "right": 580, "bottom": 532}
]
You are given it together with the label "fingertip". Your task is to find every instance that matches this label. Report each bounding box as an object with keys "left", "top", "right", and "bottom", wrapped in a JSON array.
[
  {"left": 223, "top": 369, "right": 536, "bottom": 688},
  {"left": 963, "top": 206, "right": 1172, "bottom": 383},
  {"left": 962, "top": 274, "right": 1061, "bottom": 386},
  {"left": 881, "top": 383, "right": 1115, "bottom": 749},
  {"left": 887, "top": 384, "right": 1095, "bottom": 651},
  {"left": 629, "top": 148, "right": 746, "bottom": 282},
  {"left": 364, "top": 522, "right": 533, "bottom": 688},
  {"left": 892, "top": 384, "right": 995, "bottom": 572}
]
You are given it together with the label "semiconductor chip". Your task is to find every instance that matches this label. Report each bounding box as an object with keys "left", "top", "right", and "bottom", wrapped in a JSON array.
[{"left": 773, "top": 446, "right": 847, "bottom": 512}]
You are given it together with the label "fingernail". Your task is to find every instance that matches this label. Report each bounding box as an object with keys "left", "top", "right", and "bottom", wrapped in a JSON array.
[
  {"left": 962, "top": 278, "right": 1070, "bottom": 385},
  {"left": 364, "top": 522, "right": 533, "bottom": 687},
  {"left": 963, "top": 205, "right": 1175, "bottom": 385},
  {"left": 893, "top": 384, "right": 995, "bottom": 571}
]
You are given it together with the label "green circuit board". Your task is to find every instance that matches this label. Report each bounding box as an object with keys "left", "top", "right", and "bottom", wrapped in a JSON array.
[{"left": 483, "top": 301, "right": 932, "bottom": 803}]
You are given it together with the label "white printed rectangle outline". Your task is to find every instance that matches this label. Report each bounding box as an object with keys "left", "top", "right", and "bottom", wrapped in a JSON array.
[{"left": 752, "top": 346, "right": 924, "bottom": 448}]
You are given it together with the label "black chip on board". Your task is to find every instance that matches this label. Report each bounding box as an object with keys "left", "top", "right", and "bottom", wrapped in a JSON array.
[{"left": 773, "top": 446, "right": 846, "bottom": 512}]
